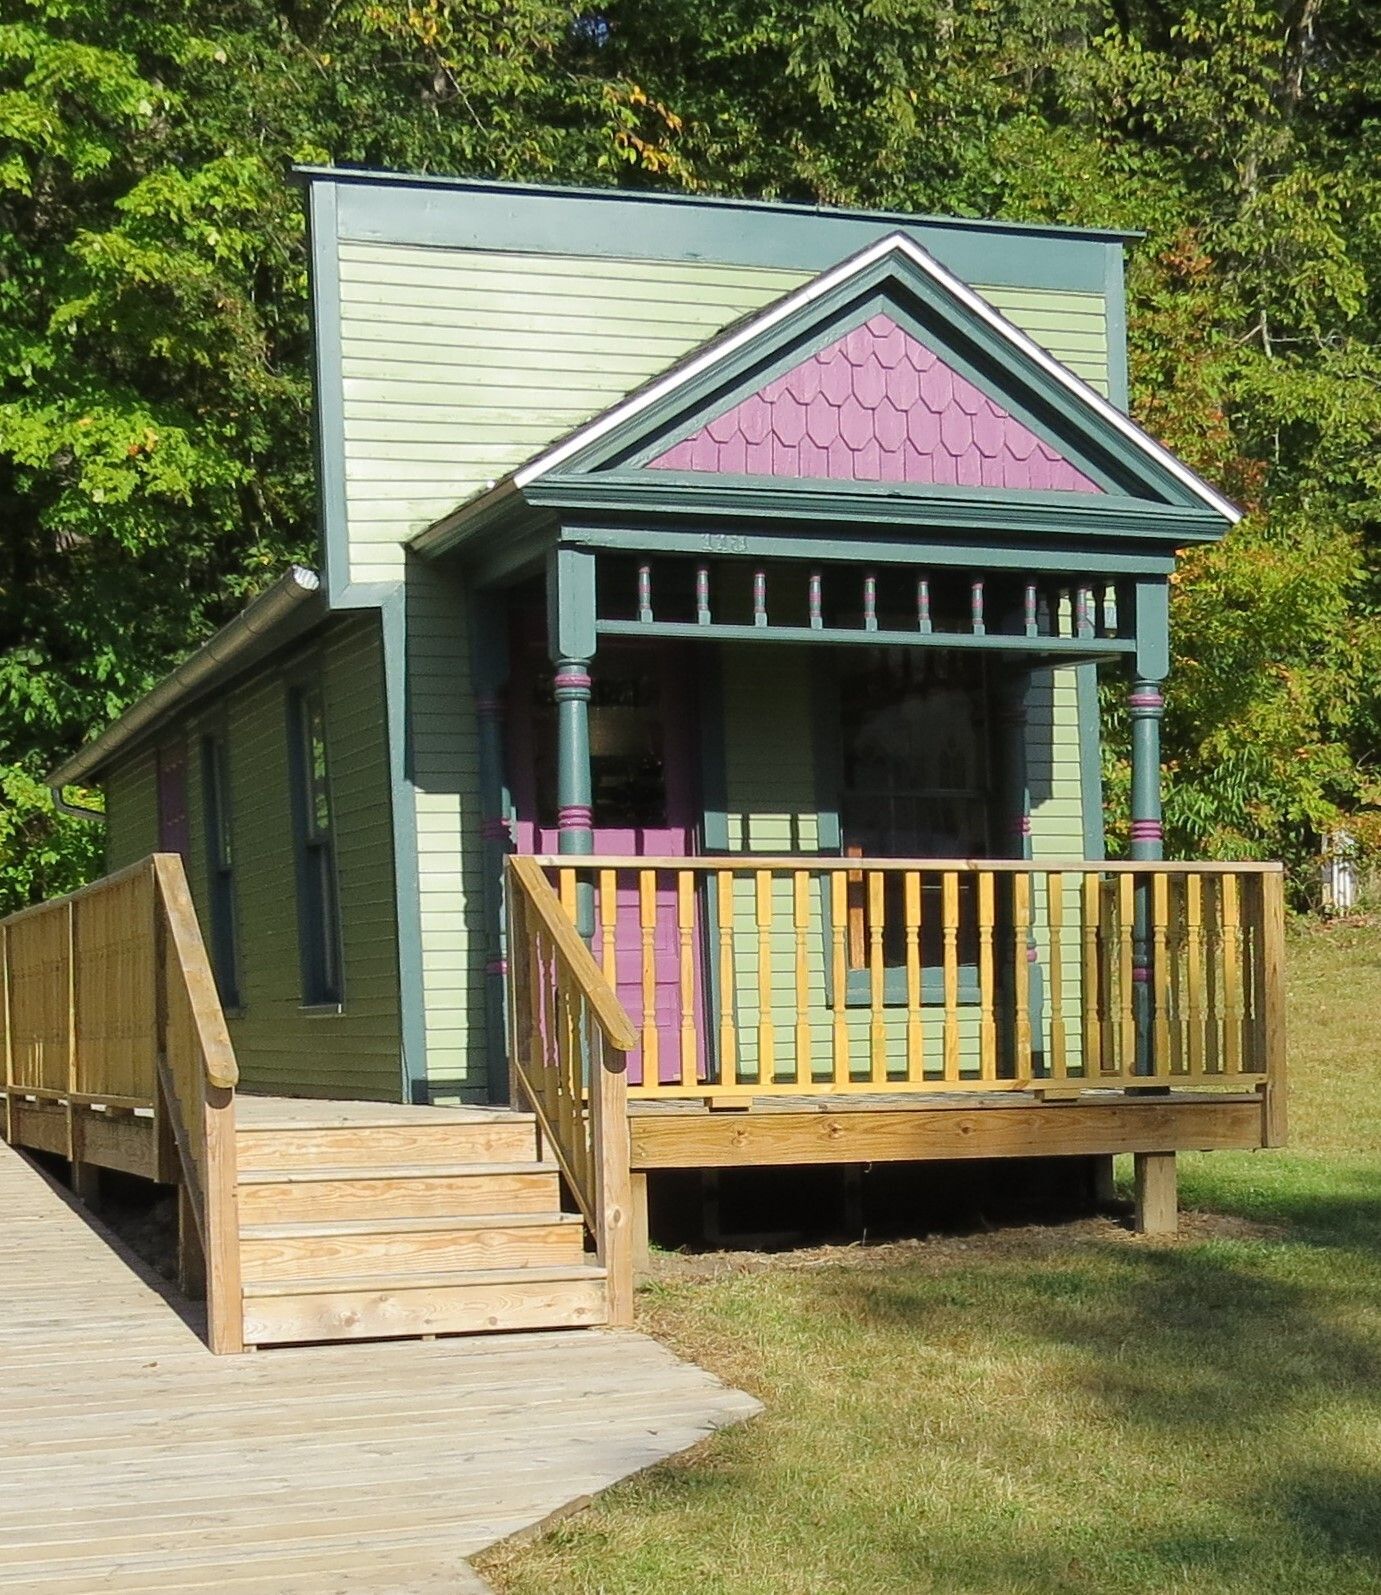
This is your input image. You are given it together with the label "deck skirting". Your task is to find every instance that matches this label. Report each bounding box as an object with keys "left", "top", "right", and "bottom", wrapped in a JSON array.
[{"left": 627, "top": 1092, "right": 1265, "bottom": 1169}]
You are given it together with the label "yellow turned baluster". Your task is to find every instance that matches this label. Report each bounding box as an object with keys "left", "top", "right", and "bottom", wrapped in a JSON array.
[
  {"left": 1047, "top": 873, "right": 1066, "bottom": 1081},
  {"left": 1081, "top": 872, "right": 1102, "bottom": 1078},
  {"left": 867, "top": 872, "right": 886, "bottom": 1083},
  {"left": 677, "top": 870, "right": 696, "bottom": 1088},
  {"left": 1204, "top": 876, "right": 1222, "bottom": 1073},
  {"left": 559, "top": 868, "right": 577, "bottom": 922},
  {"left": 555, "top": 971, "right": 578, "bottom": 1179},
  {"left": 639, "top": 870, "right": 659, "bottom": 1085},
  {"left": 793, "top": 870, "right": 811, "bottom": 1087},
  {"left": 1118, "top": 873, "right": 1136, "bottom": 1073},
  {"left": 942, "top": 871, "right": 960, "bottom": 1084},
  {"left": 756, "top": 870, "right": 776, "bottom": 1084},
  {"left": 977, "top": 872, "right": 997, "bottom": 1080},
  {"left": 716, "top": 869, "right": 737, "bottom": 1085},
  {"left": 598, "top": 870, "right": 617, "bottom": 987},
  {"left": 1012, "top": 872, "right": 1032, "bottom": 1078},
  {"left": 1221, "top": 872, "right": 1243, "bottom": 1074},
  {"left": 1184, "top": 874, "right": 1205, "bottom": 1075},
  {"left": 904, "top": 871, "right": 923, "bottom": 1083},
  {"left": 831, "top": 870, "right": 850, "bottom": 1085},
  {"left": 1152, "top": 872, "right": 1171, "bottom": 1077}
]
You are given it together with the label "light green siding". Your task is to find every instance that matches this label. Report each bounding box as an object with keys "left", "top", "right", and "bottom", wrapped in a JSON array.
[
  {"left": 104, "top": 750, "right": 158, "bottom": 872},
  {"left": 101, "top": 616, "right": 403, "bottom": 1100},
  {"left": 715, "top": 646, "right": 1089, "bottom": 1078},
  {"left": 336, "top": 243, "right": 1109, "bottom": 585},
  {"left": 333, "top": 238, "right": 1110, "bottom": 1095}
]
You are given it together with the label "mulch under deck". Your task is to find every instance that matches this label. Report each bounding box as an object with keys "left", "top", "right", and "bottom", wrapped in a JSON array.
[{"left": 0, "top": 1136, "right": 759, "bottom": 1594}]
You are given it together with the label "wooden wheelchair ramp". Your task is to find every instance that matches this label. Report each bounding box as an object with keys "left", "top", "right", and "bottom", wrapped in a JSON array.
[{"left": 0, "top": 1138, "right": 759, "bottom": 1592}]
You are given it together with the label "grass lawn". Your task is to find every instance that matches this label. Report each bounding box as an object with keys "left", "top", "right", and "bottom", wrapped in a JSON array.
[{"left": 480, "top": 923, "right": 1381, "bottom": 1595}]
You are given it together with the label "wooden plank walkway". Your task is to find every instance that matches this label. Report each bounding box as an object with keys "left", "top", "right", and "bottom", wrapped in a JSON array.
[{"left": 0, "top": 1141, "right": 760, "bottom": 1593}]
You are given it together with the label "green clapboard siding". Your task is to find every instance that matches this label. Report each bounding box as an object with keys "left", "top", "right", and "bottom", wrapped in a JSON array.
[
  {"left": 715, "top": 645, "right": 1088, "bottom": 1078},
  {"left": 101, "top": 615, "right": 403, "bottom": 1100},
  {"left": 104, "top": 750, "right": 158, "bottom": 872},
  {"left": 335, "top": 243, "right": 1109, "bottom": 584}
]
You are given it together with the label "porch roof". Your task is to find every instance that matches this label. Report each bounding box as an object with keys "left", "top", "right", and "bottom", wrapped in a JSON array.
[{"left": 410, "top": 232, "right": 1239, "bottom": 583}]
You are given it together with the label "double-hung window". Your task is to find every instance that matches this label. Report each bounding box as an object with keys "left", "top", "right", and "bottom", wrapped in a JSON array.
[
  {"left": 288, "top": 684, "right": 344, "bottom": 1008},
  {"left": 200, "top": 733, "right": 241, "bottom": 1009}
]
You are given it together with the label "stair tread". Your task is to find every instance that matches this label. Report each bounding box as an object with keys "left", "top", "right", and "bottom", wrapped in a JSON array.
[
  {"left": 242, "top": 1262, "right": 607, "bottom": 1299},
  {"left": 241, "top": 1212, "right": 583, "bottom": 1240},
  {"left": 237, "top": 1160, "right": 557, "bottom": 1184},
  {"left": 236, "top": 1107, "right": 536, "bottom": 1131}
]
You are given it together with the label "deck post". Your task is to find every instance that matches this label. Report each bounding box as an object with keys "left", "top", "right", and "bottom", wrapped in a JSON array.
[
  {"left": 630, "top": 1170, "right": 651, "bottom": 1277},
  {"left": 548, "top": 546, "right": 597, "bottom": 936},
  {"left": 1133, "top": 1150, "right": 1177, "bottom": 1234}
]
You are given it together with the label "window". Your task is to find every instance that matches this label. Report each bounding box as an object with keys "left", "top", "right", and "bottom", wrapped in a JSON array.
[
  {"left": 200, "top": 734, "right": 241, "bottom": 1009},
  {"left": 835, "top": 651, "right": 993, "bottom": 997},
  {"left": 288, "top": 684, "right": 344, "bottom": 1007}
]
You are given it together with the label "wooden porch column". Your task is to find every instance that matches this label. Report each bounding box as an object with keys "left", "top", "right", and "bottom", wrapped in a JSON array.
[
  {"left": 548, "top": 547, "right": 597, "bottom": 933},
  {"left": 1130, "top": 578, "right": 1168, "bottom": 1079},
  {"left": 470, "top": 597, "right": 513, "bottom": 1104}
]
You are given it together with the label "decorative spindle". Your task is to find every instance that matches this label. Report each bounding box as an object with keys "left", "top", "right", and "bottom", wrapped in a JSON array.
[
  {"left": 753, "top": 569, "right": 768, "bottom": 628},
  {"left": 1104, "top": 583, "right": 1119, "bottom": 635},
  {"left": 863, "top": 573, "right": 878, "bottom": 632},
  {"left": 971, "top": 579, "right": 985, "bottom": 636},
  {"left": 637, "top": 563, "right": 653, "bottom": 624},
  {"left": 1077, "top": 586, "right": 1094, "bottom": 639},
  {"left": 808, "top": 571, "right": 823, "bottom": 630},
  {"left": 1023, "top": 582, "right": 1038, "bottom": 638},
  {"left": 1058, "top": 587, "right": 1072, "bottom": 639},
  {"left": 695, "top": 565, "right": 711, "bottom": 626},
  {"left": 917, "top": 578, "right": 932, "bottom": 634}
]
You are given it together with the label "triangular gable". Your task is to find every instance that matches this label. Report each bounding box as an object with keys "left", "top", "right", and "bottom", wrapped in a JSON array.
[
  {"left": 502, "top": 232, "right": 1239, "bottom": 527},
  {"left": 646, "top": 313, "right": 1100, "bottom": 492}
]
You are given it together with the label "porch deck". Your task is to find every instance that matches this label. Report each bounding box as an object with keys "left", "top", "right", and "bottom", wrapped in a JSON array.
[{"left": 0, "top": 1135, "right": 759, "bottom": 1592}]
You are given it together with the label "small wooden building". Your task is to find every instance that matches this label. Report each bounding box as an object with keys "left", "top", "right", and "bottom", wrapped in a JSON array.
[{"left": 8, "top": 171, "right": 1284, "bottom": 1350}]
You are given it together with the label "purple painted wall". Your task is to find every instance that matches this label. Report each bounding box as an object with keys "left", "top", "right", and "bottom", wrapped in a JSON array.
[{"left": 648, "top": 313, "right": 1101, "bottom": 492}]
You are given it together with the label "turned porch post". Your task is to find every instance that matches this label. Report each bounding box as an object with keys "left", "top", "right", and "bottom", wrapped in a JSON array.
[
  {"left": 548, "top": 546, "right": 597, "bottom": 933},
  {"left": 1130, "top": 579, "right": 1169, "bottom": 1077}
]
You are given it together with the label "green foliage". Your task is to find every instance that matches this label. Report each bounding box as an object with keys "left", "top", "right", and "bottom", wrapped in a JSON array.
[{"left": 4, "top": 0, "right": 1381, "bottom": 908}]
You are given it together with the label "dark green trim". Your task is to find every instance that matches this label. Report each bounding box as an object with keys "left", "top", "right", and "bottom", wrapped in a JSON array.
[
  {"left": 304, "top": 181, "right": 351, "bottom": 606},
  {"left": 563, "top": 524, "right": 1177, "bottom": 577},
  {"left": 699, "top": 650, "right": 730, "bottom": 853},
  {"left": 1075, "top": 662, "right": 1106, "bottom": 859},
  {"left": 544, "top": 251, "right": 1213, "bottom": 515},
  {"left": 530, "top": 480, "right": 1226, "bottom": 546},
  {"left": 199, "top": 728, "right": 242, "bottom": 1012},
  {"left": 285, "top": 673, "right": 347, "bottom": 1009},
  {"left": 295, "top": 166, "right": 1132, "bottom": 293},
  {"left": 377, "top": 587, "right": 429, "bottom": 1103},
  {"left": 844, "top": 964, "right": 982, "bottom": 1007},
  {"left": 1133, "top": 577, "right": 1171, "bottom": 680},
  {"left": 1103, "top": 244, "right": 1130, "bottom": 413},
  {"left": 597, "top": 618, "right": 1131, "bottom": 661}
]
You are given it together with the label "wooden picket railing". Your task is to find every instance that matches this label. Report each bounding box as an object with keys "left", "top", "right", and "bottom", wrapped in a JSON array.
[
  {"left": 0, "top": 855, "right": 243, "bottom": 1353},
  {"left": 505, "top": 855, "right": 640, "bottom": 1324},
  {"left": 533, "top": 857, "right": 1286, "bottom": 1138}
]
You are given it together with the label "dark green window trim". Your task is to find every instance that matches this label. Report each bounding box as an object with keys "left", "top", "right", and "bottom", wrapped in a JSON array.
[
  {"left": 287, "top": 680, "right": 345, "bottom": 1009},
  {"left": 199, "top": 732, "right": 241, "bottom": 1012}
]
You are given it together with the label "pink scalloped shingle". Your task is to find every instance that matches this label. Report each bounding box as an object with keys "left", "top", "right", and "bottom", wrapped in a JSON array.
[{"left": 646, "top": 313, "right": 1099, "bottom": 491}]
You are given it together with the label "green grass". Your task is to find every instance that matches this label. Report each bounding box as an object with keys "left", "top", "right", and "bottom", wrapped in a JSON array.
[{"left": 480, "top": 924, "right": 1381, "bottom": 1595}]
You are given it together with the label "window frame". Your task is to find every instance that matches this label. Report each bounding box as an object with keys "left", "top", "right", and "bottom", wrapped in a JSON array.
[
  {"left": 199, "top": 727, "right": 242, "bottom": 1013},
  {"left": 286, "top": 678, "right": 345, "bottom": 1011}
]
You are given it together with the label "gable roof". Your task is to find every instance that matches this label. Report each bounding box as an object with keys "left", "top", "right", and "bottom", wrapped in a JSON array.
[{"left": 511, "top": 232, "right": 1238, "bottom": 522}]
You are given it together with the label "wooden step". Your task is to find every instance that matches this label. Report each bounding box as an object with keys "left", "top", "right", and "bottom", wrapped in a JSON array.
[
  {"left": 236, "top": 1118, "right": 539, "bottom": 1172},
  {"left": 236, "top": 1162, "right": 561, "bottom": 1223},
  {"left": 239, "top": 1213, "right": 588, "bottom": 1281},
  {"left": 241, "top": 1264, "right": 609, "bottom": 1345}
]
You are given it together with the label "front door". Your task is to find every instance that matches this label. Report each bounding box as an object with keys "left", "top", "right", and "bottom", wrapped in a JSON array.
[{"left": 508, "top": 636, "right": 704, "bottom": 1084}]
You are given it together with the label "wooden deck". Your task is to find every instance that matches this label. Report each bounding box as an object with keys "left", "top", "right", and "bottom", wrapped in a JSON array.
[{"left": 0, "top": 1139, "right": 760, "bottom": 1593}]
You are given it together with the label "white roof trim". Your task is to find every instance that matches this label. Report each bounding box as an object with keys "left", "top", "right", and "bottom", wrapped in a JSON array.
[{"left": 513, "top": 229, "right": 1241, "bottom": 525}]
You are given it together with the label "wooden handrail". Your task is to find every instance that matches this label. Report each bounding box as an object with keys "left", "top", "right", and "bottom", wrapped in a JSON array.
[
  {"left": 533, "top": 854, "right": 1285, "bottom": 876},
  {"left": 509, "top": 856, "right": 638, "bottom": 1051},
  {"left": 151, "top": 856, "right": 238, "bottom": 1090}
]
